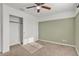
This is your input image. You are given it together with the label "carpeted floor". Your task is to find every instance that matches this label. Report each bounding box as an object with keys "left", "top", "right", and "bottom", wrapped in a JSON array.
[
  {"left": 22, "top": 42, "right": 43, "bottom": 54},
  {"left": 0, "top": 40, "right": 78, "bottom": 56}
]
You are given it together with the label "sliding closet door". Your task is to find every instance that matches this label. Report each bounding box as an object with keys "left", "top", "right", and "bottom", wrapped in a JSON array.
[{"left": 10, "top": 15, "right": 20, "bottom": 46}]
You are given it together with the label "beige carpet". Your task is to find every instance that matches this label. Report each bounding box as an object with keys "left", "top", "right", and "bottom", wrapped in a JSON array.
[
  {"left": 22, "top": 42, "right": 43, "bottom": 54},
  {"left": 0, "top": 40, "right": 78, "bottom": 56}
]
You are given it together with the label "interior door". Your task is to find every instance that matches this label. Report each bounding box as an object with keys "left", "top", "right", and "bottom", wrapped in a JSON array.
[{"left": 10, "top": 15, "right": 20, "bottom": 46}]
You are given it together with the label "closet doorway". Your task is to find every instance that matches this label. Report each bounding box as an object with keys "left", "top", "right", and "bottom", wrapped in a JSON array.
[{"left": 9, "top": 15, "right": 23, "bottom": 46}]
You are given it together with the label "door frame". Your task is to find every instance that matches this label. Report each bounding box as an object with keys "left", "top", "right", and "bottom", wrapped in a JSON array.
[{"left": 9, "top": 15, "right": 23, "bottom": 46}]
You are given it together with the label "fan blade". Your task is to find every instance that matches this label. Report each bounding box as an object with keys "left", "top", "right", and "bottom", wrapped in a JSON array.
[
  {"left": 35, "top": 3, "right": 44, "bottom": 6},
  {"left": 42, "top": 6, "right": 51, "bottom": 10},
  {"left": 37, "top": 9, "right": 40, "bottom": 13},
  {"left": 77, "top": 4, "right": 79, "bottom": 8},
  {"left": 26, "top": 6, "right": 36, "bottom": 9}
]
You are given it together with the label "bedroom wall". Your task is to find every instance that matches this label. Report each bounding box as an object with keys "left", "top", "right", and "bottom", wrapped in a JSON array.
[
  {"left": 2, "top": 4, "right": 38, "bottom": 53},
  {"left": 39, "top": 18, "right": 75, "bottom": 45},
  {"left": 0, "top": 3, "right": 2, "bottom": 52},
  {"left": 75, "top": 12, "right": 79, "bottom": 55}
]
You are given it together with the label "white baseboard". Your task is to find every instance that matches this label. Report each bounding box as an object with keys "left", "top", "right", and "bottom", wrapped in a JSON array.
[
  {"left": 75, "top": 47, "right": 79, "bottom": 56},
  {"left": 40, "top": 39, "right": 75, "bottom": 48},
  {"left": 10, "top": 42, "right": 20, "bottom": 46},
  {"left": 40, "top": 40, "right": 79, "bottom": 56},
  {"left": 23, "top": 38, "right": 39, "bottom": 45}
]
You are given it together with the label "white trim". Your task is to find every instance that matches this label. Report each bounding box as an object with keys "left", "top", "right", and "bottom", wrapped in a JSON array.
[
  {"left": 40, "top": 39, "right": 75, "bottom": 47},
  {"left": 74, "top": 8, "right": 79, "bottom": 17},
  {"left": 9, "top": 42, "right": 20, "bottom": 46},
  {"left": 38, "top": 8, "right": 79, "bottom": 22},
  {"left": 75, "top": 47, "right": 79, "bottom": 56},
  {"left": 39, "top": 15, "right": 75, "bottom": 22},
  {"left": 23, "top": 38, "right": 39, "bottom": 45}
]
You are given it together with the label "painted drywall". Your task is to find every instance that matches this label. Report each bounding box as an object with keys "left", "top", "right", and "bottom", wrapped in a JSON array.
[
  {"left": 38, "top": 11, "right": 75, "bottom": 22},
  {"left": 0, "top": 4, "right": 1, "bottom": 52},
  {"left": 75, "top": 12, "right": 79, "bottom": 55},
  {"left": 0, "top": 3, "right": 2, "bottom": 52},
  {"left": 39, "top": 18, "right": 75, "bottom": 45},
  {"left": 2, "top": 4, "right": 38, "bottom": 53}
]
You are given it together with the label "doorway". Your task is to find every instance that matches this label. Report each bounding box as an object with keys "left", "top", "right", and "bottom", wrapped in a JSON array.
[{"left": 9, "top": 15, "right": 23, "bottom": 46}]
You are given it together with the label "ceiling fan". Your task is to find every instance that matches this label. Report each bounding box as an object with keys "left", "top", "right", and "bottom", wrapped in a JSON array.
[
  {"left": 76, "top": 3, "right": 79, "bottom": 8},
  {"left": 26, "top": 3, "right": 51, "bottom": 13}
]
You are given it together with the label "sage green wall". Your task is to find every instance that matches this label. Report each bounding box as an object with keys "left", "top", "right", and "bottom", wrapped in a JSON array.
[
  {"left": 75, "top": 13, "right": 79, "bottom": 55},
  {"left": 39, "top": 18, "right": 75, "bottom": 45}
]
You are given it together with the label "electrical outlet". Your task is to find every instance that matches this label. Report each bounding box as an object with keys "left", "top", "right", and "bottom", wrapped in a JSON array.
[{"left": 62, "top": 40, "right": 67, "bottom": 42}]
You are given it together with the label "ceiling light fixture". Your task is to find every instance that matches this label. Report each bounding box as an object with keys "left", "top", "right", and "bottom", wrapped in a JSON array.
[
  {"left": 36, "top": 6, "right": 41, "bottom": 9},
  {"left": 26, "top": 3, "right": 51, "bottom": 13}
]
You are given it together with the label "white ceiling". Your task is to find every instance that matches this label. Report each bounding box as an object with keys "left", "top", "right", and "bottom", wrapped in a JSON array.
[{"left": 6, "top": 3, "right": 76, "bottom": 20}]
